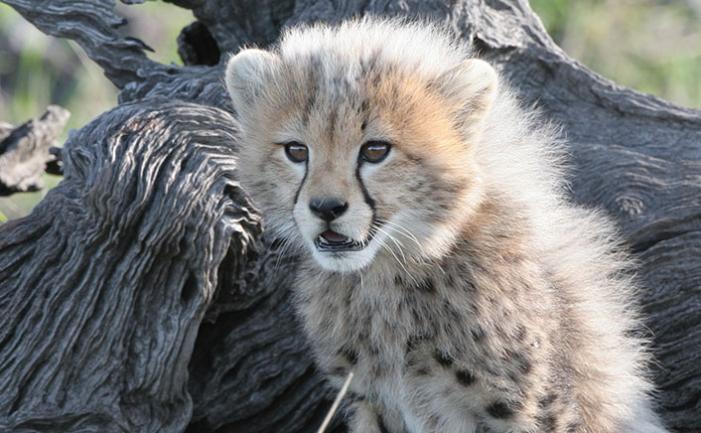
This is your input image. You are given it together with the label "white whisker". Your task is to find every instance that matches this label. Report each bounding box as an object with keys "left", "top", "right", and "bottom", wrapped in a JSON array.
[
  {"left": 376, "top": 219, "right": 432, "bottom": 269},
  {"left": 373, "top": 223, "right": 420, "bottom": 287}
]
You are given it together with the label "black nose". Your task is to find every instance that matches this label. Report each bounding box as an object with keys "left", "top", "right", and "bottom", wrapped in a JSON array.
[{"left": 309, "top": 197, "right": 348, "bottom": 222}]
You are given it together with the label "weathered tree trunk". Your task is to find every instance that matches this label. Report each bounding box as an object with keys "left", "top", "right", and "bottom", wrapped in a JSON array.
[
  {"left": 0, "top": 106, "right": 69, "bottom": 195},
  {"left": 0, "top": 1, "right": 699, "bottom": 433}
]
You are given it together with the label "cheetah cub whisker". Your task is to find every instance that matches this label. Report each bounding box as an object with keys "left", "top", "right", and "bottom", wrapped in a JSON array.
[{"left": 225, "top": 18, "right": 669, "bottom": 433}]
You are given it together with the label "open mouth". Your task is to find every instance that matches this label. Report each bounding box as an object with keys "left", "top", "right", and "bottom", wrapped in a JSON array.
[{"left": 314, "top": 230, "right": 366, "bottom": 252}]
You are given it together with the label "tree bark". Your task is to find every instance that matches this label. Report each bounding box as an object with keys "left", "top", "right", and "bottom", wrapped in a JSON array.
[
  {"left": 0, "top": 1, "right": 699, "bottom": 433},
  {"left": 0, "top": 106, "right": 69, "bottom": 195}
]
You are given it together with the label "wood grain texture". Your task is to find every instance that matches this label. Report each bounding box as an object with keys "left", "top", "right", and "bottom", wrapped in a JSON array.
[
  {"left": 0, "top": 106, "right": 69, "bottom": 195},
  {"left": 0, "top": 101, "right": 267, "bottom": 432},
  {"left": 0, "top": 0, "right": 698, "bottom": 432}
]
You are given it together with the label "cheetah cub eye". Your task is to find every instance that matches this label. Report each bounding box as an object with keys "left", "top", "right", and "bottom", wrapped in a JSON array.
[
  {"left": 359, "top": 141, "right": 391, "bottom": 163},
  {"left": 282, "top": 141, "right": 308, "bottom": 163}
]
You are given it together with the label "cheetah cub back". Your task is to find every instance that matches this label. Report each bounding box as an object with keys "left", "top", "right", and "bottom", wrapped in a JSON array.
[{"left": 225, "top": 18, "right": 669, "bottom": 433}]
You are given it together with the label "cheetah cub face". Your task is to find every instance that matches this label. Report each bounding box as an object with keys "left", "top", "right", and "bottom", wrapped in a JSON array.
[{"left": 226, "top": 29, "right": 497, "bottom": 272}]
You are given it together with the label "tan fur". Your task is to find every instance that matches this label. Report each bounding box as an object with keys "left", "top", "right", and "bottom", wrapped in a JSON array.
[{"left": 225, "top": 18, "right": 668, "bottom": 433}]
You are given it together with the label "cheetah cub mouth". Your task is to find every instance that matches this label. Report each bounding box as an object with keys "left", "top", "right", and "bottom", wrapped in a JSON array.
[{"left": 314, "top": 230, "right": 370, "bottom": 253}]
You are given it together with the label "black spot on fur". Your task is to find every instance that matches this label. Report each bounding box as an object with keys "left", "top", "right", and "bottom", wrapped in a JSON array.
[
  {"left": 405, "top": 331, "right": 432, "bottom": 355},
  {"left": 329, "top": 366, "right": 347, "bottom": 377},
  {"left": 485, "top": 401, "right": 518, "bottom": 419},
  {"left": 340, "top": 348, "right": 358, "bottom": 365},
  {"left": 348, "top": 391, "right": 365, "bottom": 402},
  {"left": 414, "top": 278, "right": 435, "bottom": 293},
  {"left": 471, "top": 326, "right": 486, "bottom": 342},
  {"left": 434, "top": 349, "right": 453, "bottom": 367},
  {"left": 405, "top": 335, "right": 421, "bottom": 355},
  {"left": 538, "top": 393, "right": 558, "bottom": 408},
  {"left": 377, "top": 415, "right": 390, "bottom": 433},
  {"left": 415, "top": 367, "right": 430, "bottom": 375},
  {"left": 510, "top": 350, "right": 532, "bottom": 375},
  {"left": 537, "top": 413, "right": 558, "bottom": 432},
  {"left": 360, "top": 99, "right": 370, "bottom": 113},
  {"left": 455, "top": 369, "right": 475, "bottom": 386},
  {"left": 394, "top": 274, "right": 403, "bottom": 285},
  {"left": 565, "top": 421, "right": 582, "bottom": 433}
]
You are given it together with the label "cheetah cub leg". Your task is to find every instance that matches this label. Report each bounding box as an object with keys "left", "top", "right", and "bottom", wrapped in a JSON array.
[{"left": 347, "top": 400, "right": 386, "bottom": 433}]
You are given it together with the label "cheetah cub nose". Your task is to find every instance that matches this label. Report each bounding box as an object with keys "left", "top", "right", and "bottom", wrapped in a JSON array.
[{"left": 309, "top": 197, "right": 348, "bottom": 222}]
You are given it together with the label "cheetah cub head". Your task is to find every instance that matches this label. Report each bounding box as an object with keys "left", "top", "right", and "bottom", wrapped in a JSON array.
[{"left": 226, "top": 20, "right": 497, "bottom": 272}]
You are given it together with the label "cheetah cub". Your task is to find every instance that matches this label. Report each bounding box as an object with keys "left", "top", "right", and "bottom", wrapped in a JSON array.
[{"left": 225, "top": 18, "right": 668, "bottom": 433}]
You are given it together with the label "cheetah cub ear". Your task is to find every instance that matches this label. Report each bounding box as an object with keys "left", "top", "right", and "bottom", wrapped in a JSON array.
[
  {"left": 225, "top": 48, "right": 278, "bottom": 116},
  {"left": 437, "top": 59, "right": 498, "bottom": 128}
]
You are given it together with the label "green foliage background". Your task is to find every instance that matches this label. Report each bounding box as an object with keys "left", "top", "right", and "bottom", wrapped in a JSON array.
[
  {"left": 531, "top": 0, "right": 701, "bottom": 109},
  {"left": 1, "top": 0, "right": 700, "bottom": 221}
]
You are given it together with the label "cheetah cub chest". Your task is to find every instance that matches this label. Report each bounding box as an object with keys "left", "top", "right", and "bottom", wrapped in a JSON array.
[{"left": 226, "top": 18, "right": 668, "bottom": 433}]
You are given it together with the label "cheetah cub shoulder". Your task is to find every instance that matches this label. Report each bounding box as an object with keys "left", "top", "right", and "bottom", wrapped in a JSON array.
[{"left": 225, "top": 18, "right": 668, "bottom": 433}]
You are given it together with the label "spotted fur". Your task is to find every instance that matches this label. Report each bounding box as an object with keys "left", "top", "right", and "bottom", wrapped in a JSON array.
[{"left": 225, "top": 18, "right": 668, "bottom": 433}]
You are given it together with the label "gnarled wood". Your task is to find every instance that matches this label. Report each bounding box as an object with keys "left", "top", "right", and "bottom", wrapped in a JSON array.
[
  {"left": 0, "top": 1, "right": 698, "bottom": 432},
  {"left": 0, "top": 106, "right": 69, "bottom": 195},
  {"left": 0, "top": 101, "right": 267, "bottom": 432}
]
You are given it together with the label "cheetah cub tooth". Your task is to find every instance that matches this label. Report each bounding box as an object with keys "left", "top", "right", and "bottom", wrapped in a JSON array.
[{"left": 225, "top": 17, "right": 669, "bottom": 433}]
